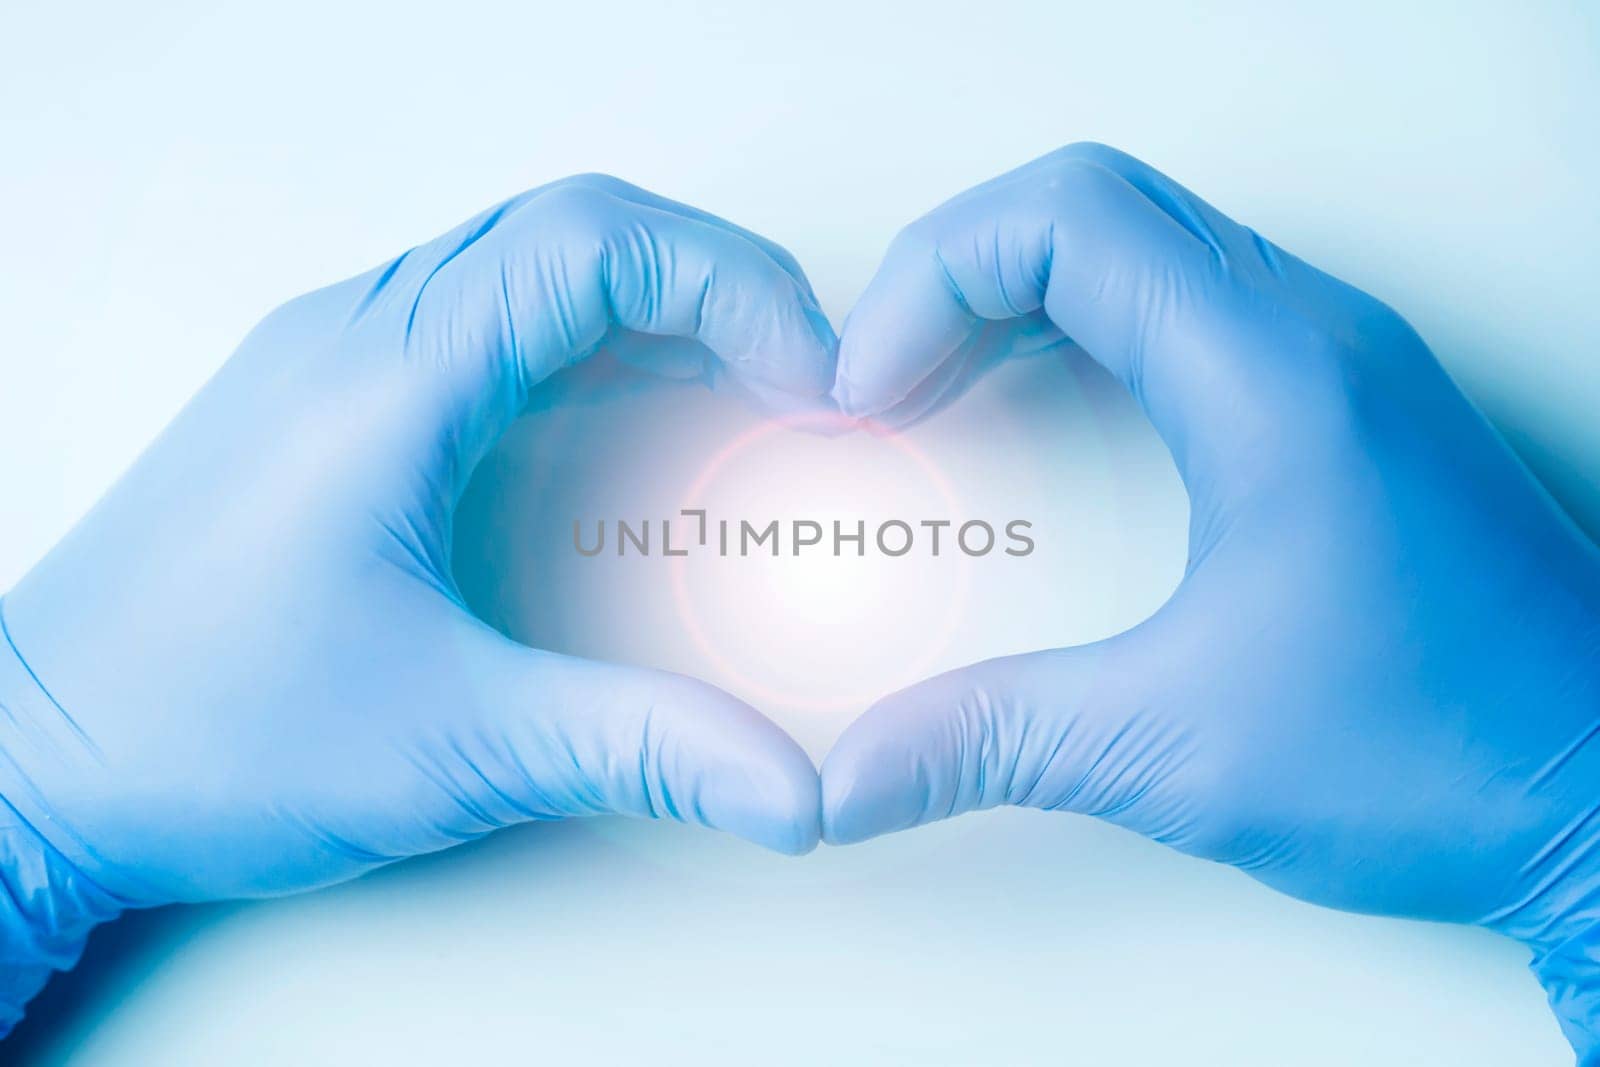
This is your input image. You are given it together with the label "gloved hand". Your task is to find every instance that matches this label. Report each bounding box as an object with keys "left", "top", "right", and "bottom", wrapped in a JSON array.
[
  {"left": 824, "top": 143, "right": 1600, "bottom": 1061},
  {"left": 0, "top": 175, "right": 835, "bottom": 1033}
]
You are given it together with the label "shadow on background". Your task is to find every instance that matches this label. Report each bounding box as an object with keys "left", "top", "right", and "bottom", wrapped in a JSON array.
[
  {"left": 6, "top": 905, "right": 227, "bottom": 1065},
  {"left": 2, "top": 820, "right": 610, "bottom": 1065}
]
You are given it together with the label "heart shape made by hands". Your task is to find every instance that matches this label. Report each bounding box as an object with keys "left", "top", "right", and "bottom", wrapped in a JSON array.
[
  {"left": 457, "top": 143, "right": 1600, "bottom": 998},
  {"left": 6, "top": 147, "right": 1596, "bottom": 1055}
]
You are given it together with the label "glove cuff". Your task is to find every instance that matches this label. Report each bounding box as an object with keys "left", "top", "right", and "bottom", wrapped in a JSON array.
[
  {"left": 0, "top": 800, "right": 123, "bottom": 1036},
  {"left": 1530, "top": 918, "right": 1600, "bottom": 1066},
  {"left": 0, "top": 604, "right": 125, "bottom": 1037}
]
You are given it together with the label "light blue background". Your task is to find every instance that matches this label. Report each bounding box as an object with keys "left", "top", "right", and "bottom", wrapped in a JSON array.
[{"left": 2, "top": 1, "right": 1598, "bottom": 1063}]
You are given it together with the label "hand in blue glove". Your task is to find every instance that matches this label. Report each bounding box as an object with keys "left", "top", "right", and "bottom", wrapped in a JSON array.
[
  {"left": 0, "top": 176, "right": 835, "bottom": 1033},
  {"left": 824, "top": 143, "right": 1600, "bottom": 1060}
]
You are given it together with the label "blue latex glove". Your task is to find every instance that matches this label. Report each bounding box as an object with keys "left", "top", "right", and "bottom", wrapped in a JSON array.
[
  {"left": 0, "top": 175, "right": 835, "bottom": 1033},
  {"left": 825, "top": 143, "right": 1600, "bottom": 1060}
]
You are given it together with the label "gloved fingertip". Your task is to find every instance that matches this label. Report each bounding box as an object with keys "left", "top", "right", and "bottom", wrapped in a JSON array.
[
  {"left": 829, "top": 363, "right": 884, "bottom": 421},
  {"left": 830, "top": 324, "right": 923, "bottom": 423},
  {"left": 819, "top": 738, "right": 927, "bottom": 847},
  {"left": 764, "top": 815, "right": 824, "bottom": 857},
  {"left": 737, "top": 313, "right": 836, "bottom": 404},
  {"left": 713, "top": 745, "right": 822, "bottom": 856}
]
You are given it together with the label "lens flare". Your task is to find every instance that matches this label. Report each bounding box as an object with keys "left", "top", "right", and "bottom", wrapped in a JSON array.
[{"left": 667, "top": 410, "right": 973, "bottom": 713}]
